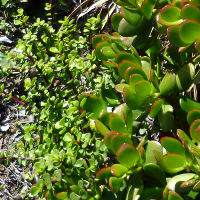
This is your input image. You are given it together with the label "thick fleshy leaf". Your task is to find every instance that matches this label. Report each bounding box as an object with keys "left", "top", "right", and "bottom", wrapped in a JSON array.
[
  {"left": 104, "top": 131, "right": 118, "bottom": 151},
  {"left": 118, "top": 60, "right": 137, "bottom": 78},
  {"left": 145, "top": 141, "right": 163, "bottom": 164},
  {"left": 118, "top": 18, "right": 140, "bottom": 37},
  {"left": 158, "top": 104, "right": 174, "bottom": 132},
  {"left": 129, "top": 74, "right": 145, "bottom": 91},
  {"left": 176, "top": 63, "right": 195, "bottom": 91},
  {"left": 111, "top": 13, "right": 123, "bottom": 32},
  {"left": 141, "top": 60, "right": 151, "bottom": 80},
  {"left": 95, "top": 120, "right": 110, "bottom": 136},
  {"left": 121, "top": 7, "right": 143, "bottom": 26},
  {"left": 95, "top": 41, "right": 110, "bottom": 60},
  {"left": 115, "top": 51, "right": 141, "bottom": 66},
  {"left": 111, "top": 164, "right": 128, "bottom": 177},
  {"left": 111, "top": 133, "right": 133, "bottom": 152},
  {"left": 190, "top": 119, "right": 200, "bottom": 142},
  {"left": 167, "top": 173, "right": 196, "bottom": 191},
  {"left": 80, "top": 94, "right": 103, "bottom": 119},
  {"left": 116, "top": 143, "right": 139, "bottom": 169},
  {"left": 168, "top": 191, "right": 184, "bottom": 200},
  {"left": 141, "top": 0, "right": 156, "bottom": 19},
  {"left": 187, "top": 109, "right": 200, "bottom": 125},
  {"left": 161, "top": 153, "right": 186, "bottom": 173},
  {"left": 96, "top": 167, "right": 111, "bottom": 179},
  {"left": 179, "top": 19, "right": 200, "bottom": 44},
  {"left": 177, "top": 129, "right": 192, "bottom": 144},
  {"left": 143, "top": 163, "right": 166, "bottom": 185},
  {"left": 55, "top": 192, "right": 68, "bottom": 200},
  {"left": 102, "top": 61, "right": 117, "bottom": 68},
  {"left": 115, "top": 83, "right": 129, "bottom": 93},
  {"left": 181, "top": 4, "right": 200, "bottom": 21},
  {"left": 140, "top": 186, "right": 163, "bottom": 200},
  {"left": 167, "top": 25, "right": 190, "bottom": 47},
  {"left": 91, "top": 34, "right": 106, "bottom": 48},
  {"left": 109, "top": 115, "right": 128, "bottom": 134},
  {"left": 109, "top": 177, "right": 123, "bottom": 193},
  {"left": 100, "top": 112, "right": 117, "bottom": 128},
  {"left": 158, "top": 5, "right": 182, "bottom": 26},
  {"left": 124, "top": 66, "right": 147, "bottom": 83},
  {"left": 123, "top": 86, "right": 146, "bottom": 110},
  {"left": 114, "top": 103, "right": 133, "bottom": 134},
  {"left": 159, "top": 73, "right": 177, "bottom": 95},
  {"left": 149, "top": 98, "right": 165, "bottom": 118},
  {"left": 180, "top": 97, "right": 200, "bottom": 112},
  {"left": 101, "top": 46, "right": 116, "bottom": 58},
  {"left": 135, "top": 80, "right": 151, "bottom": 97},
  {"left": 160, "top": 137, "right": 185, "bottom": 155}
]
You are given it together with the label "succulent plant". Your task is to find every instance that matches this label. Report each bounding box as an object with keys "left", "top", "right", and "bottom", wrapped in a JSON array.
[{"left": 79, "top": 0, "right": 200, "bottom": 199}]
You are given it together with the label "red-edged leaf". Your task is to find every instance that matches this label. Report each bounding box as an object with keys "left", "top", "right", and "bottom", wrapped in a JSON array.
[
  {"left": 96, "top": 167, "right": 111, "bottom": 179},
  {"left": 160, "top": 137, "right": 185, "bottom": 155},
  {"left": 118, "top": 60, "right": 137, "bottom": 78},
  {"left": 161, "top": 153, "right": 186, "bottom": 173},
  {"left": 187, "top": 109, "right": 200, "bottom": 125},
  {"left": 149, "top": 98, "right": 165, "bottom": 118},
  {"left": 158, "top": 5, "right": 182, "bottom": 26},
  {"left": 95, "top": 120, "right": 110, "bottom": 136},
  {"left": 111, "top": 133, "right": 133, "bottom": 152},
  {"left": 179, "top": 19, "right": 200, "bottom": 44},
  {"left": 116, "top": 143, "right": 139, "bottom": 169},
  {"left": 115, "top": 51, "right": 141, "bottom": 66},
  {"left": 111, "top": 164, "right": 128, "bottom": 177},
  {"left": 190, "top": 119, "right": 200, "bottom": 142},
  {"left": 104, "top": 131, "right": 118, "bottom": 151}
]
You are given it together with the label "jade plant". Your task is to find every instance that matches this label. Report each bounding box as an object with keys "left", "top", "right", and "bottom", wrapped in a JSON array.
[{"left": 79, "top": 0, "right": 200, "bottom": 199}]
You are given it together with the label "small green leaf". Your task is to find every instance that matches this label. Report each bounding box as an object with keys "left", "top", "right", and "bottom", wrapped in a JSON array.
[
  {"left": 55, "top": 192, "right": 68, "bottom": 200},
  {"left": 30, "top": 185, "right": 40, "bottom": 196},
  {"left": 49, "top": 47, "right": 59, "bottom": 53}
]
